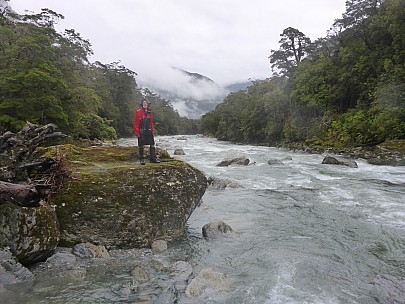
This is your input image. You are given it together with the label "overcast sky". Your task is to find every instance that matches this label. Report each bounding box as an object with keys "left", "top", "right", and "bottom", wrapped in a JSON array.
[{"left": 9, "top": 0, "right": 346, "bottom": 86}]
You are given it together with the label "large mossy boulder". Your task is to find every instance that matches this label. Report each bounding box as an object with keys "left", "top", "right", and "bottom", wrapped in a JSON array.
[
  {"left": 0, "top": 202, "right": 60, "bottom": 265},
  {"left": 41, "top": 145, "right": 207, "bottom": 248}
]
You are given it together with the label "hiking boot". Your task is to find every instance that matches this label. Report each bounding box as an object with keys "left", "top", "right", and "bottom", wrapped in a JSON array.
[
  {"left": 139, "top": 147, "right": 145, "bottom": 165},
  {"left": 150, "top": 146, "right": 160, "bottom": 163}
]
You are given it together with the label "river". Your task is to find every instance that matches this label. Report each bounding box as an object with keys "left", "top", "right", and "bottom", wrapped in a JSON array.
[
  {"left": 10, "top": 135, "right": 405, "bottom": 303},
  {"left": 154, "top": 135, "right": 405, "bottom": 304}
]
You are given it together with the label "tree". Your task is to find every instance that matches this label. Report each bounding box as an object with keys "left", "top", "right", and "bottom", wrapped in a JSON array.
[
  {"left": 269, "top": 27, "right": 311, "bottom": 77},
  {"left": 334, "top": 0, "right": 384, "bottom": 29},
  {"left": 0, "top": 10, "right": 69, "bottom": 132},
  {"left": 292, "top": 57, "right": 342, "bottom": 111}
]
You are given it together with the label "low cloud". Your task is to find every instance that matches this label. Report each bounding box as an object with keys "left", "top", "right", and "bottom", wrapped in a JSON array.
[
  {"left": 136, "top": 65, "right": 228, "bottom": 118},
  {"left": 138, "top": 66, "right": 226, "bottom": 99}
]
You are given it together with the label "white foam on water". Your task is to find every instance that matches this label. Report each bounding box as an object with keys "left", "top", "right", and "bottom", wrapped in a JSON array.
[{"left": 265, "top": 263, "right": 340, "bottom": 304}]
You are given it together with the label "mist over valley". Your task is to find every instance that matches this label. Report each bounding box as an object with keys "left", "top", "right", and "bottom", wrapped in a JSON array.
[{"left": 138, "top": 67, "right": 252, "bottom": 118}]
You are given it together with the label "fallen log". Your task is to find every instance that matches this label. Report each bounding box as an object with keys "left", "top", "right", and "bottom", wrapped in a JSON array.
[{"left": 0, "top": 181, "right": 40, "bottom": 207}]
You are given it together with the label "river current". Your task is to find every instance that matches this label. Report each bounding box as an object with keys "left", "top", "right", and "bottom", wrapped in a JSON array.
[
  {"left": 9, "top": 135, "right": 405, "bottom": 303},
  {"left": 153, "top": 135, "right": 405, "bottom": 304}
]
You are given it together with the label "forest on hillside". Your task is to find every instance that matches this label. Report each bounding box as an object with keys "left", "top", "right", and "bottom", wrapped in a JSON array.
[
  {"left": 1, "top": 0, "right": 404, "bottom": 147},
  {"left": 0, "top": 3, "right": 199, "bottom": 140},
  {"left": 201, "top": 0, "right": 405, "bottom": 149}
]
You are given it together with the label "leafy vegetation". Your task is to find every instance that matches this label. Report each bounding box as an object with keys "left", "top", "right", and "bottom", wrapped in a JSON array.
[
  {"left": 201, "top": 0, "right": 405, "bottom": 149},
  {"left": 0, "top": 3, "right": 198, "bottom": 140}
]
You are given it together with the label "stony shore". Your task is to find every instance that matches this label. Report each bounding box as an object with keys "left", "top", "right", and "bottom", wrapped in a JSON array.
[{"left": 280, "top": 139, "right": 405, "bottom": 166}]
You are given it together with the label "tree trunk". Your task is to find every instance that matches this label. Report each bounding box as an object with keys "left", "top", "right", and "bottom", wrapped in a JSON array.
[{"left": 0, "top": 181, "right": 40, "bottom": 207}]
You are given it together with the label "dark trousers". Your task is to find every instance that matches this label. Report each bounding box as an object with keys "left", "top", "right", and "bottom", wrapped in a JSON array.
[{"left": 138, "top": 137, "right": 157, "bottom": 162}]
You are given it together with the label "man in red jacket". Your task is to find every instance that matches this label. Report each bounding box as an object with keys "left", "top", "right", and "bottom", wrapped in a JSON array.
[{"left": 134, "top": 98, "right": 160, "bottom": 165}]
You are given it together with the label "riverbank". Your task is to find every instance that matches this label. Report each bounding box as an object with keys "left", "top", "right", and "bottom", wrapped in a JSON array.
[{"left": 279, "top": 139, "right": 405, "bottom": 166}]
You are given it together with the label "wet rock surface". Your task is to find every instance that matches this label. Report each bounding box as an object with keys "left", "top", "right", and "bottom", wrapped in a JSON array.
[
  {"left": 282, "top": 140, "right": 405, "bottom": 166},
  {"left": 0, "top": 240, "right": 229, "bottom": 304},
  {"left": 0, "top": 248, "right": 34, "bottom": 285},
  {"left": 322, "top": 155, "right": 358, "bottom": 168},
  {"left": 173, "top": 146, "right": 186, "bottom": 155},
  {"left": 0, "top": 202, "right": 60, "bottom": 265},
  {"left": 207, "top": 176, "right": 242, "bottom": 189},
  {"left": 217, "top": 156, "right": 250, "bottom": 166},
  {"left": 43, "top": 144, "right": 207, "bottom": 248},
  {"left": 202, "top": 221, "right": 234, "bottom": 239}
]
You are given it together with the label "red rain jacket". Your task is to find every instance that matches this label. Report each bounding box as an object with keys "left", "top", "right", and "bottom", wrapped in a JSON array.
[{"left": 134, "top": 108, "right": 154, "bottom": 137}]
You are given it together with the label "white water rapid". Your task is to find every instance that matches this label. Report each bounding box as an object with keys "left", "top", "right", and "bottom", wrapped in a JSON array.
[{"left": 156, "top": 135, "right": 405, "bottom": 304}]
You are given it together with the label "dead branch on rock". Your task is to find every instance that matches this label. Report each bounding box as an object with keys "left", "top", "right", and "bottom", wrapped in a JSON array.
[{"left": 0, "top": 122, "right": 68, "bottom": 206}]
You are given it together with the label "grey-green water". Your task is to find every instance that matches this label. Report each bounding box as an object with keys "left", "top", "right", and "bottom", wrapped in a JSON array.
[
  {"left": 162, "top": 135, "right": 405, "bottom": 304},
  {"left": 7, "top": 135, "right": 405, "bottom": 303}
]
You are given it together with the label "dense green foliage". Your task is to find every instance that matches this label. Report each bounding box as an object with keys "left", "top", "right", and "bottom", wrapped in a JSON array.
[
  {"left": 0, "top": 4, "right": 198, "bottom": 140},
  {"left": 202, "top": 0, "right": 405, "bottom": 148}
]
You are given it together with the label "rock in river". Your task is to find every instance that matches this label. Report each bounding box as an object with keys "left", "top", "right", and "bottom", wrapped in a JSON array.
[{"left": 41, "top": 145, "right": 207, "bottom": 248}]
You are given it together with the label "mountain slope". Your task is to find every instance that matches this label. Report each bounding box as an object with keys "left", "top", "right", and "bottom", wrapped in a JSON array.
[{"left": 138, "top": 67, "right": 229, "bottom": 119}]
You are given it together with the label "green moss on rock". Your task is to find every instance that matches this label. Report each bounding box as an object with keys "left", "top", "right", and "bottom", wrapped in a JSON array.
[
  {"left": 47, "top": 145, "right": 207, "bottom": 248},
  {"left": 378, "top": 140, "right": 405, "bottom": 153},
  {"left": 0, "top": 203, "right": 60, "bottom": 265}
]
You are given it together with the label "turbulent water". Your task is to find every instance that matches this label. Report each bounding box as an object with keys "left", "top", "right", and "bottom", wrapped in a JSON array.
[
  {"left": 154, "top": 135, "right": 405, "bottom": 304},
  {"left": 10, "top": 135, "right": 405, "bottom": 303}
]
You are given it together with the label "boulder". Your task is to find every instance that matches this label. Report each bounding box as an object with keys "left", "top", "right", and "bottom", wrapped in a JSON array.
[
  {"left": 202, "top": 221, "right": 233, "bottom": 239},
  {"left": 72, "top": 242, "right": 110, "bottom": 259},
  {"left": 186, "top": 267, "right": 229, "bottom": 298},
  {"left": 0, "top": 202, "right": 60, "bottom": 265},
  {"left": 217, "top": 156, "right": 250, "bottom": 167},
  {"left": 267, "top": 156, "right": 292, "bottom": 165},
  {"left": 267, "top": 158, "right": 284, "bottom": 165},
  {"left": 352, "top": 140, "right": 405, "bottom": 166},
  {"left": 42, "top": 145, "right": 207, "bottom": 248},
  {"left": 46, "top": 251, "right": 76, "bottom": 265},
  {"left": 322, "top": 156, "right": 358, "bottom": 168},
  {"left": 151, "top": 240, "right": 168, "bottom": 253},
  {"left": 173, "top": 147, "right": 186, "bottom": 155},
  {"left": 132, "top": 265, "right": 150, "bottom": 283},
  {"left": 207, "top": 176, "right": 242, "bottom": 189},
  {"left": 367, "top": 157, "right": 405, "bottom": 166}
]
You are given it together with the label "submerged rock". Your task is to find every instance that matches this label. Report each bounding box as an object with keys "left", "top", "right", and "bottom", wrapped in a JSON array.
[
  {"left": 132, "top": 265, "right": 150, "bottom": 283},
  {"left": 207, "top": 176, "right": 242, "bottom": 190},
  {"left": 202, "top": 221, "right": 233, "bottom": 239},
  {"left": 322, "top": 155, "right": 358, "bottom": 168},
  {"left": 151, "top": 240, "right": 167, "bottom": 253},
  {"left": 267, "top": 158, "right": 285, "bottom": 165},
  {"left": 41, "top": 145, "right": 207, "bottom": 248},
  {"left": 72, "top": 242, "right": 110, "bottom": 259},
  {"left": 171, "top": 261, "right": 193, "bottom": 282},
  {"left": 46, "top": 251, "right": 76, "bottom": 265},
  {"left": 173, "top": 147, "right": 186, "bottom": 155},
  {"left": 217, "top": 156, "right": 250, "bottom": 167},
  {"left": 186, "top": 267, "right": 229, "bottom": 298},
  {"left": 0, "top": 248, "right": 34, "bottom": 285}
]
